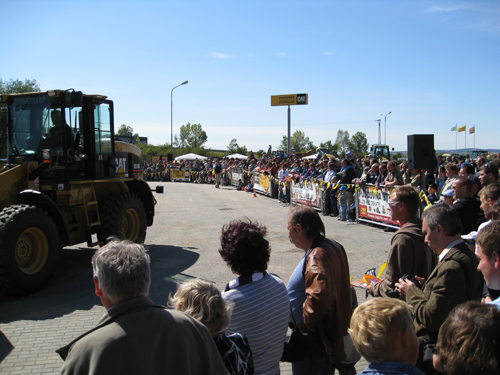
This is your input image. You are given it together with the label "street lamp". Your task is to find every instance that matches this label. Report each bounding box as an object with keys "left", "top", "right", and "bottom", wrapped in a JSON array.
[
  {"left": 375, "top": 119, "right": 381, "bottom": 144},
  {"left": 380, "top": 111, "right": 391, "bottom": 145},
  {"left": 171, "top": 80, "right": 188, "bottom": 159}
]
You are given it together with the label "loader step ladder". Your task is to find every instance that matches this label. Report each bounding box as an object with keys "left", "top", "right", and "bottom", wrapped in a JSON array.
[{"left": 79, "top": 184, "right": 102, "bottom": 247}]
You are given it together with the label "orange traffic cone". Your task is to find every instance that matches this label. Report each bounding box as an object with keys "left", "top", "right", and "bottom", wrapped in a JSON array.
[{"left": 253, "top": 190, "right": 257, "bottom": 197}]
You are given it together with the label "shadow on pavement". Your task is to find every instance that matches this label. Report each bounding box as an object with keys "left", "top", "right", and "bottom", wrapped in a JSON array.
[
  {"left": 0, "top": 244, "right": 200, "bottom": 323},
  {"left": 0, "top": 331, "right": 14, "bottom": 363},
  {"left": 147, "top": 244, "right": 200, "bottom": 306}
]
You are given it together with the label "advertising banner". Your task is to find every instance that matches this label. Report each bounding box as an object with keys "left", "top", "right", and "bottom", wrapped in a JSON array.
[
  {"left": 291, "top": 180, "right": 322, "bottom": 211},
  {"left": 170, "top": 168, "right": 191, "bottom": 182},
  {"left": 253, "top": 172, "right": 271, "bottom": 196},
  {"left": 231, "top": 168, "right": 244, "bottom": 186},
  {"left": 357, "top": 185, "right": 400, "bottom": 228}
]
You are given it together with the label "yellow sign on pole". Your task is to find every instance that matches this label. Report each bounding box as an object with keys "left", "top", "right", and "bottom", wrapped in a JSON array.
[{"left": 271, "top": 93, "right": 308, "bottom": 106}]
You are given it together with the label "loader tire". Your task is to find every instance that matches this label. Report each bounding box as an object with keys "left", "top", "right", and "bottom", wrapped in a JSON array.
[
  {"left": 100, "top": 193, "right": 147, "bottom": 244},
  {"left": 0, "top": 205, "right": 61, "bottom": 295}
]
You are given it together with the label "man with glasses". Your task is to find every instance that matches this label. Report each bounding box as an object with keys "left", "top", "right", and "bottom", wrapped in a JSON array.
[
  {"left": 451, "top": 177, "right": 480, "bottom": 234},
  {"left": 369, "top": 186, "right": 437, "bottom": 297}
]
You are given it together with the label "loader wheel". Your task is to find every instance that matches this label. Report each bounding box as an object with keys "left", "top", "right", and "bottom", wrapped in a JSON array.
[
  {"left": 100, "top": 193, "right": 147, "bottom": 244},
  {"left": 0, "top": 205, "right": 61, "bottom": 295}
]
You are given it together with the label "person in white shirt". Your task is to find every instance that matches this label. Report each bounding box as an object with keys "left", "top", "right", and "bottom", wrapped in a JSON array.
[{"left": 278, "top": 162, "right": 290, "bottom": 203}]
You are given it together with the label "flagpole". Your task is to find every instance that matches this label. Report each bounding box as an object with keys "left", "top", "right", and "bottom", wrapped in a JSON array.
[
  {"left": 474, "top": 124, "right": 476, "bottom": 148},
  {"left": 455, "top": 123, "right": 458, "bottom": 154},
  {"left": 464, "top": 125, "right": 466, "bottom": 153}
]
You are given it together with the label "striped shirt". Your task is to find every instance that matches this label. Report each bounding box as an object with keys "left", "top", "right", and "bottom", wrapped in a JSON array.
[{"left": 222, "top": 273, "right": 289, "bottom": 375}]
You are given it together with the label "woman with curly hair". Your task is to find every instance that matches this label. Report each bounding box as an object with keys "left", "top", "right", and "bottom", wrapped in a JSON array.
[{"left": 219, "top": 219, "right": 289, "bottom": 375}]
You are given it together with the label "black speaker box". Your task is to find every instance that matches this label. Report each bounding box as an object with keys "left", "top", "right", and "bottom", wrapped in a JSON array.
[{"left": 407, "top": 134, "right": 436, "bottom": 170}]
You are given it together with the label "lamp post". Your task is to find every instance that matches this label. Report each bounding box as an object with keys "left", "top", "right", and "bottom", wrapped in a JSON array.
[
  {"left": 380, "top": 111, "right": 391, "bottom": 145},
  {"left": 375, "top": 119, "right": 381, "bottom": 144},
  {"left": 170, "top": 80, "right": 188, "bottom": 159}
]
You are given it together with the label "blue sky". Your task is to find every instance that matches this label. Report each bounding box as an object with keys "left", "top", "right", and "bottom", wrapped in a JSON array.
[{"left": 3, "top": 0, "right": 499, "bottom": 152}]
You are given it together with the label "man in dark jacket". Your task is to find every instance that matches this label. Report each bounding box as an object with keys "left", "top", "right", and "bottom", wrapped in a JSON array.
[
  {"left": 396, "top": 204, "right": 483, "bottom": 375},
  {"left": 214, "top": 159, "right": 222, "bottom": 188},
  {"left": 451, "top": 177, "right": 480, "bottom": 234},
  {"left": 369, "top": 186, "right": 437, "bottom": 297},
  {"left": 57, "top": 240, "right": 227, "bottom": 375},
  {"left": 339, "top": 159, "right": 357, "bottom": 215},
  {"left": 374, "top": 163, "right": 388, "bottom": 188}
]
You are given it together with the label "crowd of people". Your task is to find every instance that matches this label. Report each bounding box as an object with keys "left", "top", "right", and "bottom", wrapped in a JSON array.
[
  {"left": 56, "top": 149, "right": 500, "bottom": 375},
  {"left": 144, "top": 149, "right": 500, "bottom": 223}
]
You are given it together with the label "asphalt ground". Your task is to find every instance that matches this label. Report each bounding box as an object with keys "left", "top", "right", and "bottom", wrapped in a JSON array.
[{"left": 0, "top": 181, "right": 394, "bottom": 374}]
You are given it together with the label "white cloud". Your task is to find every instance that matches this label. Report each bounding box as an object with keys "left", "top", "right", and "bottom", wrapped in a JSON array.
[
  {"left": 325, "top": 51, "right": 333, "bottom": 56},
  {"left": 425, "top": 2, "right": 500, "bottom": 35},
  {"left": 426, "top": 5, "right": 473, "bottom": 13},
  {"left": 209, "top": 52, "right": 234, "bottom": 59}
]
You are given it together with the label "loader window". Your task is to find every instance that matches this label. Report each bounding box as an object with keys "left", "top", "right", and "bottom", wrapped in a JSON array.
[
  {"left": 375, "top": 147, "right": 390, "bottom": 160},
  {"left": 65, "top": 107, "right": 81, "bottom": 139},
  {"left": 94, "top": 103, "right": 112, "bottom": 155},
  {"left": 8, "top": 96, "right": 49, "bottom": 159}
]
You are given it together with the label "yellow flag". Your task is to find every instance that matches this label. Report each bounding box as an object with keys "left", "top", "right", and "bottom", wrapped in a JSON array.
[
  {"left": 458, "top": 125, "right": 466, "bottom": 132},
  {"left": 377, "top": 262, "right": 387, "bottom": 279}
]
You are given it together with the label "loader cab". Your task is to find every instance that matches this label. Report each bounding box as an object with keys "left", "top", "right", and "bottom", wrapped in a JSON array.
[
  {"left": 370, "top": 144, "right": 392, "bottom": 162},
  {"left": 1, "top": 90, "right": 116, "bottom": 182}
]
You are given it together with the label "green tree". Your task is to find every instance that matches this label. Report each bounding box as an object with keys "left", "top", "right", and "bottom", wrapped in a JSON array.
[
  {"left": 0, "top": 77, "right": 40, "bottom": 94},
  {"left": 116, "top": 124, "right": 133, "bottom": 136},
  {"left": 0, "top": 77, "right": 41, "bottom": 158},
  {"left": 227, "top": 138, "right": 239, "bottom": 153},
  {"left": 116, "top": 124, "right": 139, "bottom": 142},
  {"left": 227, "top": 138, "right": 248, "bottom": 155},
  {"left": 392, "top": 152, "right": 402, "bottom": 161},
  {"left": 349, "top": 131, "right": 369, "bottom": 156},
  {"left": 279, "top": 130, "right": 315, "bottom": 152},
  {"left": 319, "top": 140, "right": 339, "bottom": 155},
  {"left": 334, "top": 130, "right": 350, "bottom": 155},
  {"left": 175, "top": 123, "right": 207, "bottom": 148}
]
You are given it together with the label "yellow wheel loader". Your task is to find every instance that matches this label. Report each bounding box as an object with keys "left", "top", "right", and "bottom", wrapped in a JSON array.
[{"left": 0, "top": 90, "right": 161, "bottom": 295}]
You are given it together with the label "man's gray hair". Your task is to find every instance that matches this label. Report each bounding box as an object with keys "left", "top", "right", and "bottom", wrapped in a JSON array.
[
  {"left": 422, "top": 203, "right": 462, "bottom": 236},
  {"left": 92, "top": 239, "right": 151, "bottom": 303}
]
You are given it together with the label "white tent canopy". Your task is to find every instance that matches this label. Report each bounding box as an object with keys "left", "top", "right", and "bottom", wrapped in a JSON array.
[
  {"left": 301, "top": 153, "right": 319, "bottom": 160},
  {"left": 226, "top": 153, "right": 248, "bottom": 159},
  {"left": 174, "top": 153, "right": 208, "bottom": 161}
]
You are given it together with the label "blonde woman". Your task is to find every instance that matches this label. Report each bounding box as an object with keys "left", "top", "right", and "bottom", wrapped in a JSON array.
[{"left": 170, "top": 279, "right": 254, "bottom": 375}]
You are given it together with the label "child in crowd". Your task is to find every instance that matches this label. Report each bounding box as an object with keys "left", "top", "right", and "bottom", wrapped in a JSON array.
[
  {"left": 236, "top": 179, "right": 244, "bottom": 191},
  {"left": 170, "top": 279, "right": 254, "bottom": 375},
  {"left": 441, "top": 189, "right": 454, "bottom": 205},
  {"left": 338, "top": 185, "right": 348, "bottom": 221},
  {"left": 349, "top": 298, "right": 424, "bottom": 375},
  {"left": 423, "top": 182, "right": 438, "bottom": 205}
]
